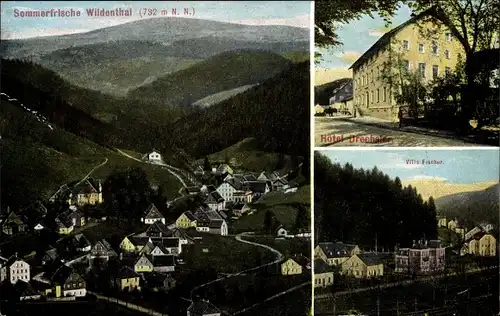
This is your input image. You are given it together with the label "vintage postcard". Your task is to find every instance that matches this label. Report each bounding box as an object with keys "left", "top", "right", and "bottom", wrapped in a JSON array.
[
  {"left": 0, "top": 1, "right": 312, "bottom": 315},
  {"left": 313, "top": 148, "right": 499, "bottom": 315},
  {"left": 314, "top": 2, "right": 499, "bottom": 147}
]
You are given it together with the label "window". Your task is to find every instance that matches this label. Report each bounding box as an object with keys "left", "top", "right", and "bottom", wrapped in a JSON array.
[
  {"left": 432, "top": 65, "right": 439, "bottom": 79},
  {"left": 371, "top": 70, "right": 374, "bottom": 82},
  {"left": 445, "top": 50, "right": 450, "bottom": 59},
  {"left": 445, "top": 67, "right": 451, "bottom": 76},
  {"left": 371, "top": 91, "right": 374, "bottom": 104},
  {"left": 418, "top": 63, "right": 426, "bottom": 78},
  {"left": 432, "top": 42, "right": 439, "bottom": 56},
  {"left": 402, "top": 60, "right": 410, "bottom": 72},
  {"left": 446, "top": 32, "right": 452, "bottom": 42},
  {"left": 418, "top": 43, "right": 425, "bottom": 53},
  {"left": 383, "top": 87, "right": 387, "bottom": 102},
  {"left": 377, "top": 88, "right": 380, "bottom": 103},
  {"left": 402, "top": 40, "right": 410, "bottom": 50}
]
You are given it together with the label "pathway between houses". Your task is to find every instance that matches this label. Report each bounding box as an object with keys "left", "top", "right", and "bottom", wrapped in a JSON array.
[
  {"left": 88, "top": 291, "right": 165, "bottom": 316},
  {"left": 189, "top": 232, "right": 284, "bottom": 302},
  {"left": 115, "top": 148, "right": 190, "bottom": 192}
]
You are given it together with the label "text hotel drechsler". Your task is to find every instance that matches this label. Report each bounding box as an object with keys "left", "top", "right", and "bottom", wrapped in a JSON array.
[{"left": 320, "top": 134, "right": 393, "bottom": 143}]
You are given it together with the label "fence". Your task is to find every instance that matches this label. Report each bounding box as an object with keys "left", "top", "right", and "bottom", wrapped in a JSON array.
[{"left": 89, "top": 291, "right": 166, "bottom": 316}]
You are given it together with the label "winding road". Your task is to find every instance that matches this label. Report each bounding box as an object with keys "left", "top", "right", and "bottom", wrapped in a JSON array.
[
  {"left": 75, "top": 157, "right": 108, "bottom": 186},
  {"left": 189, "top": 232, "right": 284, "bottom": 304},
  {"left": 115, "top": 148, "right": 189, "bottom": 191}
]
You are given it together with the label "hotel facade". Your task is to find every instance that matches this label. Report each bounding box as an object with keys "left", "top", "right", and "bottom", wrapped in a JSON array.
[{"left": 349, "top": 12, "right": 463, "bottom": 121}]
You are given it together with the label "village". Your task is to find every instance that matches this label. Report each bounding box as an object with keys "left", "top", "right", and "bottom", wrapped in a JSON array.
[
  {"left": 314, "top": 218, "right": 497, "bottom": 290},
  {"left": 0, "top": 150, "right": 311, "bottom": 316}
]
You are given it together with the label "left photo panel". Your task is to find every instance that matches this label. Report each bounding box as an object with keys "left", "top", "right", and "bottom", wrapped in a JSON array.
[{"left": 0, "top": 1, "right": 313, "bottom": 316}]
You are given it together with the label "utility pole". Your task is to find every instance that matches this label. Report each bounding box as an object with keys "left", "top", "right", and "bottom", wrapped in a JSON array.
[{"left": 377, "top": 296, "right": 380, "bottom": 316}]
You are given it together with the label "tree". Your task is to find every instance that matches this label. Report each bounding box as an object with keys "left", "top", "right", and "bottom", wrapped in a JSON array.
[
  {"left": 263, "top": 210, "right": 274, "bottom": 234},
  {"left": 275, "top": 153, "right": 286, "bottom": 171},
  {"left": 203, "top": 156, "right": 211, "bottom": 171},
  {"left": 315, "top": 0, "right": 403, "bottom": 62},
  {"left": 294, "top": 204, "right": 309, "bottom": 233},
  {"left": 407, "top": 0, "right": 499, "bottom": 127}
]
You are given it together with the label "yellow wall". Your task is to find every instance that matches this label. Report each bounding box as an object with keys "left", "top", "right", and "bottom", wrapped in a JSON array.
[
  {"left": 315, "top": 105, "right": 325, "bottom": 114},
  {"left": 469, "top": 235, "right": 497, "bottom": 256},
  {"left": 314, "top": 246, "right": 327, "bottom": 261},
  {"left": 58, "top": 225, "right": 74, "bottom": 235},
  {"left": 77, "top": 193, "right": 103, "bottom": 206},
  {"left": 120, "top": 238, "right": 136, "bottom": 252},
  {"left": 352, "top": 18, "right": 463, "bottom": 120},
  {"left": 55, "top": 285, "right": 61, "bottom": 298},
  {"left": 121, "top": 277, "right": 141, "bottom": 290},
  {"left": 341, "top": 255, "right": 383, "bottom": 278},
  {"left": 176, "top": 214, "right": 194, "bottom": 228},
  {"left": 281, "top": 259, "right": 303, "bottom": 275},
  {"left": 135, "top": 265, "right": 153, "bottom": 273},
  {"left": 314, "top": 272, "right": 334, "bottom": 288}
]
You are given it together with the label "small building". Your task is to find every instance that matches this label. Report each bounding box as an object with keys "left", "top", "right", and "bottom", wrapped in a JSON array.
[
  {"left": 141, "top": 204, "right": 165, "bottom": 225},
  {"left": 187, "top": 299, "right": 221, "bottom": 316},
  {"left": 70, "top": 178, "right": 103, "bottom": 206},
  {"left": 193, "top": 166, "right": 205, "bottom": 176},
  {"left": 208, "top": 220, "right": 228, "bottom": 236},
  {"left": 204, "top": 191, "right": 225, "bottom": 211},
  {"left": 176, "top": 211, "right": 198, "bottom": 228},
  {"left": 145, "top": 150, "right": 163, "bottom": 164},
  {"left": 0, "top": 255, "right": 30, "bottom": 284},
  {"left": 114, "top": 266, "right": 141, "bottom": 291},
  {"left": 244, "top": 181, "right": 271, "bottom": 198},
  {"left": 314, "top": 259, "right": 334, "bottom": 288},
  {"left": 395, "top": 240, "right": 445, "bottom": 274},
  {"left": 141, "top": 221, "right": 172, "bottom": 239},
  {"left": 145, "top": 272, "right": 176, "bottom": 292},
  {"left": 447, "top": 219, "right": 459, "bottom": 231},
  {"left": 133, "top": 254, "right": 154, "bottom": 273},
  {"left": 436, "top": 216, "right": 447, "bottom": 228},
  {"left": 72, "top": 233, "right": 92, "bottom": 252},
  {"left": 281, "top": 258, "right": 303, "bottom": 276},
  {"left": 340, "top": 253, "right": 384, "bottom": 278},
  {"left": 272, "top": 178, "right": 289, "bottom": 192},
  {"left": 12, "top": 280, "right": 42, "bottom": 301},
  {"left": 89, "top": 239, "right": 117, "bottom": 261},
  {"left": 464, "top": 226, "right": 483, "bottom": 242},
  {"left": 152, "top": 255, "right": 176, "bottom": 273},
  {"left": 314, "top": 242, "right": 361, "bottom": 266},
  {"left": 120, "top": 236, "right": 153, "bottom": 253},
  {"left": 1, "top": 211, "right": 28, "bottom": 235},
  {"left": 276, "top": 226, "right": 288, "bottom": 237},
  {"left": 468, "top": 233, "right": 497, "bottom": 257},
  {"left": 50, "top": 265, "right": 86, "bottom": 297}
]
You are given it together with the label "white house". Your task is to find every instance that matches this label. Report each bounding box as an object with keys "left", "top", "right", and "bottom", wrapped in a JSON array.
[
  {"left": 0, "top": 255, "right": 30, "bottom": 284},
  {"left": 141, "top": 204, "right": 165, "bottom": 225},
  {"left": 209, "top": 220, "right": 228, "bottom": 236},
  {"left": 147, "top": 150, "right": 163, "bottom": 164},
  {"left": 216, "top": 180, "right": 244, "bottom": 203},
  {"left": 277, "top": 227, "right": 288, "bottom": 237}
]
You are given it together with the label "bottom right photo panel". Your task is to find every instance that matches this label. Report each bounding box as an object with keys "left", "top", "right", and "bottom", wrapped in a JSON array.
[{"left": 313, "top": 148, "right": 499, "bottom": 316}]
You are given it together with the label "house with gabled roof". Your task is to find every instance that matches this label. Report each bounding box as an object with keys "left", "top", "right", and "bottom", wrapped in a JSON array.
[
  {"left": 272, "top": 177, "right": 289, "bottom": 191},
  {"left": 120, "top": 235, "right": 153, "bottom": 253},
  {"left": 216, "top": 164, "right": 233, "bottom": 175},
  {"left": 54, "top": 214, "right": 74, "bottom": 235},
  {"left": 141, "top": 204, "right": 165, "bottom": 225},
  {"left": 89, "top": 239, "right": 117, "bottom": 261},
  {"left": 144, "top": 149, "right": 163, "bottom": 164},
  {"left": 13, "top": 280, "right": 42, "bottom": 301},
  {"left": 0, "top": 211, "right": 28, "bottom": 235},
  {"left": 145, "top": 272, "right": 176, "bottom": 292},
  {"left": 341, "top": 253, "right": 384, "bottom": 278},
  {"left": 50, "top": 265, "right": 86, "bottom": 297},
  {"left": 176, "top": 211, "right": 198, "bottom": 228},
  {"left": 200, "top": 185, "right": 216, "bottom": 194},
  {"left": 203, "top": 191, "right": 225, "bottom": 211},
  {"left": 71, "top": 178, "right": 103, "bottom": 206},
  {"left": 114, "top": 266, "right": 141, "bottom": 291},
  {"left": 133, "top": 254, "right": 154, "bottom": 273},
  {"left": 314, "top": 259, "right": 334, "bottom": 288},
  {"left": 216, "top": 178, "right": 245, "bottom": 203},
  {"left": 139, "top": 221, "right": 171, "bottom": 239},
  {"left": 193, "top": 165, "right": 205, "bottom": 176},
  {"left": 314, "top": 242, "right": 361, "bottom": 266},
  {"left": 182, "top": 186, "right": 202, "bottom": 196},
  {"left": 187, "top": 299, "right": 221, "bottom": 316},
  {"left": 208, "top": 220, "right": 228, "bottom": 236},
  {"left": 244, "top": 181, "right": 271, "bottom": 197},
  {"left": 0, "top": 255, "right": 30, "bottom": 284},
  {"left": 152, "top": 255, "right": 176, "bottom": 273},
  {"left": 72, "top": 233, "right": 91, "bottom": 252},
  {"left": 467, "top": 232, "right": 496, "bottom": 257}
]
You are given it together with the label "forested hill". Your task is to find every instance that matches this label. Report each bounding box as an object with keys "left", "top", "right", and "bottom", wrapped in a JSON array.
[
  {"left": 314, "top": 152, "right": 437, "bottom": 250},
  {"left": 170, "top": 61, "right": 310, "bottom": 160}
]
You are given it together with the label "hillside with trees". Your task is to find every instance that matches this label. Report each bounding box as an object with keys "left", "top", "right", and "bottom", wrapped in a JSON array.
[{"left": 314, "top": 152, "right": 437, "bottom": 249}]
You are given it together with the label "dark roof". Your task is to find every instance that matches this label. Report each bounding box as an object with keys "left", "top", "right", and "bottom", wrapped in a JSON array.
[
  {"left": 130, "top": 236, "right": 152, "bottom": 246},
  {"left": 13, "top": 280, "right": 40, "bottom": 297},
  {"left": 244, "top": 181, "right": 269, "bottom": 193},
  {"left": 160, "top": 238, "right": 180, "bottom": 248},
  {"left": 5, "top": 255, "right": 27, "bottom": 267},
  {"left": 473, "top": 232, "right": 487, "bottom": 240},
  {"left": 357, "top": 253, "right": 383, "bottom": 266},
  {"left": 144, "top": 221, "right": 170, "bottom": 236},
  {"left": 292, "top": 254, "right": 311, "bottom": 267},
  {"left": 185, "top": 186, "right": 201, "bottom": 194},
  {"left": 118, "top": 266, "right": 139, "bottom": 279},
  {"left": 183, "top": 211, "right": 198, "bottom": 221},
  {"left": 224, "top": 178, "right": 243, "bottom": 190},
  {"left": 73, "top": 233, "right": 91, "bottom": 248},
  {"left": 314, "top": 259, "right": 332, "bottom": 274},
  {"left": 201, "top": 185, "right": 216, "bottom": 192},
  {"left": 208, "top": 220, "right": 225, "bottom": 229},
  {"left": 349, "top": 9, "right": 433, "bottom": 70},
  {"left": 187, "top": 300, "right": 221, "bottom": 314},
  {"left": 73, "top": 179, "right": 100, "bottom": 194},
  {"left": 51, "top": 265, "right": 76, "bottom": 285},
  {"left": 317, "top": 242, "right": 358, "bottom": 258},
  {"left": 152, "top": 255, "right": 175, "bottom": 267},
  {"left": 144, "top": 204, "right": 164, "bottom": 219},
  {"left": 204, "top": 191, "right": 224, "bottom": 203},
  {"left": 169, "top": 228, "right": 194, "bottom": 243},
  {"left": 3, "top": 212, "right": 25, "bottom": 226}
]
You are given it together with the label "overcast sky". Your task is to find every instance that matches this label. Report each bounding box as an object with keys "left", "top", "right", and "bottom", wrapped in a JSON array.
[
  {"left": 318, "top": 149, "right": 499, "bottom": 184},
  {"left": 1, "top": 1, "right": 311, "bottom": 39}
]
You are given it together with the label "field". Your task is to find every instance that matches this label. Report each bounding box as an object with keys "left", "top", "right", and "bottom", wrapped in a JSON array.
[
  {"left": 242, "top": 236, "right": 311, "bottom": 258},
  {"left": 180, "top": 233, "right": 277, "bottom": 274},
  {"left": 231, "top": 204, "right": 298, "bottom": 234},
  {"left": 255, "top": 185, "right": 311, "bottom": 206}
]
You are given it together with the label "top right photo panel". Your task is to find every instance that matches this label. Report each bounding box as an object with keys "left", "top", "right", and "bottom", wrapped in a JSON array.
[{"left": 314, "top": 1, "right": 499, "bottom": 147}]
